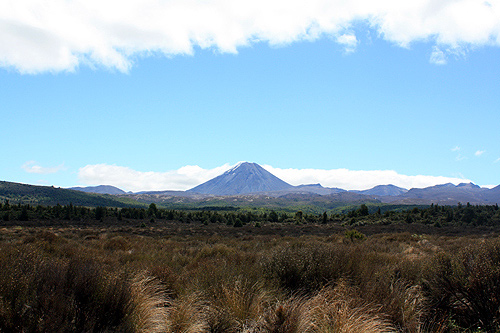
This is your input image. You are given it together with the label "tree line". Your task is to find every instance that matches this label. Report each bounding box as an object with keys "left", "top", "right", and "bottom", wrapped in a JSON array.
[{"left": 1, "top": 200, "right": 500, "bottom": 227}]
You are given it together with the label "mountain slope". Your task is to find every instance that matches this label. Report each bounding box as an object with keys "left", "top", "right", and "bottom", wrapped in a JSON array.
[{"left": 187, "top": 162, "right": 293, "bottom": 195}]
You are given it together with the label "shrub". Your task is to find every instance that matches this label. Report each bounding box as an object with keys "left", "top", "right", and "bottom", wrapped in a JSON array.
[
  {"left": 423, "top": 240, "right": 500, "bottom": 331},
  {"left": 103, "top": 236, "right": 130, "bottom": 251},
  {"left": 345, "top": 229, "right": 366, "bottom": 242},
  {"left": 0, "top": 249, "right": 132, "bottom": 332},
  {"left": 262, "top": 242, "right": 351, "bottom": 292}
]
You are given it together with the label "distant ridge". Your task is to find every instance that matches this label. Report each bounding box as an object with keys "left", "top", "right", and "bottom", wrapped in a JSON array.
[
  {"left": 70, "top": 185, "right": 126, "bottom": 195},
  {"left": 2, "top": 170, "right": 500, "bottom": 209},
  {"left": 185, "top": 162, "right": 500, "bottom": 203},
  {"left": 389, "top": 182, "right": 498, "bottom": 205},
  {"left": 355, "top": 184, "right": 408, "bottom": 197},
  {"left": 187, "top": 162, "right": 293, "bottom": 195}
]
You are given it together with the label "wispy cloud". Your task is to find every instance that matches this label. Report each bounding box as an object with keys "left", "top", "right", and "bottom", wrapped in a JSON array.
[
  {"left": 78, "top": 162, "right": 470, "bottom": 192},
  {"left": 475, "top": 150, "right": 485, "bottom": 156},
  {"left": 1, "top": 0, "right": 499, "bottom": 73},
  {"left": 494, "top": 158, "right": 500, "bottom": 163},
  {"left": 451, "top": 146, "right": 467, "bottom": 161},
  {"left": 430, "top": 47, "right": 447, "bottom": 65},
  {"left": 22, "top": 161, "right": 65, "bottom": 174}
]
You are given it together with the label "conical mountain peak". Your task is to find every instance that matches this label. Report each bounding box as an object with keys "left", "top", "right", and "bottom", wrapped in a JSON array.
[
  {"left": 188, "top": 162, "right": 293, "bottom": 195},
  {"left": 224, "top": 162, "right": 264, "bottom": 175}
]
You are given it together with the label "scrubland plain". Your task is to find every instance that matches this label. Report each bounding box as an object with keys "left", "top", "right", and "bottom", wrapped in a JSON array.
[{"left": 1, "top": 221, "right": 500, "bottom": 332}]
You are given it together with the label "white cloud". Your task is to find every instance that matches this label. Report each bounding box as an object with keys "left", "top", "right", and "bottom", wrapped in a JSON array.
[
  {"left": 494, "top": 157, "right": 500, "bottom": 163},
  {"left": 475, "top": 150, "right": 485, "bottom": 156},
  {"left": 262, "top": 165, "right": 470, "bottom": 190},
  {"left": 336, "top": 33, "right": 358, "bottom": 53},
  {"left": 451, "top": 146, "right": 461, "bottom": 152},
  {"left": 2, "top": 0, "right": 500, "bottom": 73},
  {"left": 77, "top": 163, "right": 233, "bottom": 192},
  {"left": 22, "top": 161, "right": 65, "bottom": 174},
  {"left": 78, "top": 162, "right": 471, "bottom": 192}
]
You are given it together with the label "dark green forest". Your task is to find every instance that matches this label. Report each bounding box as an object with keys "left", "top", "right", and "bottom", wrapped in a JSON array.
[
  {"left": 2, "top": 199, "right": 499, "bottom": 228},
  {"left": 0, "top": 181, "right": 139, "bottom": 207}
]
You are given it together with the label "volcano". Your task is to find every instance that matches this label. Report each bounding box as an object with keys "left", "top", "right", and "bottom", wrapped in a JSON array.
[{"left": 187, "top": 162, "right": 293, "bottom": 195}]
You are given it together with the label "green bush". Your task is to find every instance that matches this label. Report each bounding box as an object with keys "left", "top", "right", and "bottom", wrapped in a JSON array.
[
  {"left": 424, "top": 240, "right": 500, "bottom": 331},
  {"left": 262, "top": 242, "right": 352, "bottom": 292},
  {"left": 345, "top": 229, "right": 366, "bottom": 242}
]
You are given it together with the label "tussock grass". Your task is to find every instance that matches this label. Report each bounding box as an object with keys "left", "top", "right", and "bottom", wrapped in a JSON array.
[
  {"left": 258, "top": 283, "right": 396, "bottom": 333},
  {"left": 1, "top": 226, "right": 500, "bottom": 332},
  {"left": 167, "top": 292, "right": 208, "bottom": 333},
  {"left": 309, "top": 283, "right": 396, "bottom": 333},
  {"left": 260, "top": 295, "right": 316, "bottom": 333},
  {"left": 127, "top": 272, "right": 168, "bottom": 333},
  {"left": 207, "top": 278, "right": 271, "bottom": 331}
]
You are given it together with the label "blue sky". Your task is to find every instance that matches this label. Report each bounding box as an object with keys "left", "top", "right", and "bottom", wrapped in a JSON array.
[{"left": 1, "top": 0, "right": 500, "bottom": 191}]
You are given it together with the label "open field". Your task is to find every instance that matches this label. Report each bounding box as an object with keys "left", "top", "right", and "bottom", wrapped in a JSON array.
[{"left": 1, "top": 220, "right": 500, "bottom": 332}]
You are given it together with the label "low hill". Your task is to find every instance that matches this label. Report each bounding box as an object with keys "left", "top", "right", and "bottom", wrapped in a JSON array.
[
  {"left": 124, "top": 191, "right": 382, "bottom": 214},
  {"left": 0, "top": 181, "right": 140, "bottom": 207},
  {"left": 70, "top": 185, "right": 126, "bottom": 195}
]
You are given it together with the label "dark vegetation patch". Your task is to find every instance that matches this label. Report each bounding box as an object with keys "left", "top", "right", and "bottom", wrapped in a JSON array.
[{"left": 0, "top": 181, "right": 142, "bottom": 207}]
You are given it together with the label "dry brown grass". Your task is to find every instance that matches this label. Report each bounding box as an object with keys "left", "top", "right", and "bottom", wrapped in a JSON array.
[
  {"left": 309, "top": 283, "right": 396, "bottom": 333},
  {"left": 205, "top": 277, "right": 271, "bottom": 332},
  {"left": 167, "top": 292, "right": 208, "bottom": 333},
  {"left": 127, "top": 272, "right": 168, "bottom": 333},
  {"left": 1, "top": 226, "right": 500, "bottom": 332},
  {"left": 259, "top": 295, "right": 316, "bottom": 333},
  {"left": 257, "top": 283, "right": 396, "bottom": 333}
]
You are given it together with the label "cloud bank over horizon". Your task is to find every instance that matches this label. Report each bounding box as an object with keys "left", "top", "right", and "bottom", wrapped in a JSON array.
[
  {"left": 2, "top": 0, "right": 500, "bottom": 73},
  {"left": 77, "top": 162, "right": 472, "bottom": 192}
]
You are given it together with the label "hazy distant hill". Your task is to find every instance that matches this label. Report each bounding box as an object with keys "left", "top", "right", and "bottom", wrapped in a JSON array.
[
  {"left": 188, "top": 162, "right": 293, "bottom": 195},
  {"left": 389, "top": 182, "right": 498, "bottom": 205},
  {"left": 355, "top": 184, "right": 408, "bottom": 197},
  {"left": 161, "top": 163, "right": 500, "bottom": 205},
  {"left": 488, "top": 185, "right": 500, "bottom": 204},
  {"left": 70, "top": 185, "right": 126, "bottom": 195},
  {"left": 281, "top": 184, "right": 346, "bottom": 195},
  {"left": 184, "top": 162, "right": 500, "bottom": 205},
  {"left": 4, "top": 161, "right": 500, "bottom": 211}
]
